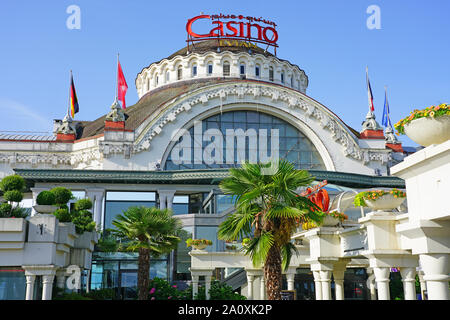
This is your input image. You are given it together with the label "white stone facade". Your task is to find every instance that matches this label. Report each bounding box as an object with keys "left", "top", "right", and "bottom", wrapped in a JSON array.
[{"left": 135, "top": 49, "right": 309, "bottom": 98}]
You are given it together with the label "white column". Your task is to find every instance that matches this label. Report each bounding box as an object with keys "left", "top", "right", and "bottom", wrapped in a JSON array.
[
  {"left": 159, "top": 194, "right": 167, "bottom": 209},
  {"left": 86, "top": 189, "right": 105, "bottom": 230},
  {"left": 312, "top": 271, "right": 322, "bottom": 300},
  {"left": 320, "top": 270, "right": 332, "bottom": 300},
  {"left": 158, "top": 190, "right": 175, "bottom": 210},
  {"left": 166, "top": 192, "right": 175, "bottom": 210},
  {"left": 418, "top": 271, "right": 427, "bottom": 300},
  {"left": 333, "top": 269, "right": 345, "bottom": 300},
  {"left": 247, "top": 274, "right": 255, "bottom": 300},
  {"left": 373, "top": 267, "right": 391, "bottom": 300},
  {"left": 42, "top": 274, "right": 55, "bottom": 300},
  {"left": 366, "top": 268, "right": 377, "bottom": 300},
  {"left": 191, "top": 275, "right": 199, "bottom": 299},
  {"left": 205, "top": 275, "right": 212, "bottom": 300},
  {"left": 25, "top": 275, "right": 36, "bottom": 300},
  {"left": 260, "top": 276, "right": 266, "bottom": 300},
  {"left": 56, "top": 270, "right": 66, "bottom": 289},
  {"left": 400, "top": 267, "right": 417, "bottom": 300},
  {"left": 419, "top": 253, "right": 450, "bottom": 300},
  {"left": 285, "top": 267, "right": 296, "bottom": 291}
]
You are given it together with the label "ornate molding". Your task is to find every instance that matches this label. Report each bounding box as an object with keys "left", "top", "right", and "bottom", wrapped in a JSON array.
[{"left": 133, "top": 83, "right": 383, "bottom": 163}]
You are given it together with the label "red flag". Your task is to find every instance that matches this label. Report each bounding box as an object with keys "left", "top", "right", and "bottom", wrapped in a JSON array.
[{"left": 117, "top": 59, "right": 128, "bottom": 109}]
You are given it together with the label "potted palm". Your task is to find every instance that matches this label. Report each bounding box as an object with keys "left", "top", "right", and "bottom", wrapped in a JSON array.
[
  {"left": 394, "top": 103, "right": 450, "bottom": 146},
  {"left": 112, "top": 206, "right": 182, "bottom": 300},
  {"left": 354, "top": 189, "right": 406, "bottom": 212},
  {"left": 218, "top": 160, "right": 322, "bottom": 300}
]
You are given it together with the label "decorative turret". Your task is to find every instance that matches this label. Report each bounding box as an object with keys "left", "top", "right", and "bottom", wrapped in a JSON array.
[
  {"left": 56, "top": 115, "right": 77, "bottom": 142},
  {"left": 105, "top": 99, "right": 126, "bottom": 130},
  {"left": 360, "top": 111, "right": 385, "bottom": 139},
  {"left": 385, "top": 126, "right": 403, "bottom": 153}
]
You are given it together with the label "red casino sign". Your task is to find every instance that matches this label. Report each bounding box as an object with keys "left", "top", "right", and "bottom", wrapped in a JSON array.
[{"left": 186, "top": 14, "right": 279, "bottom": 54}]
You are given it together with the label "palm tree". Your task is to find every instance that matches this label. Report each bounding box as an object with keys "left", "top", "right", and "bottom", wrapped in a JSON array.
[
  {"left": 112, "top": 206, "right": 182, "bottom": 300},
  {"left": 218, "top": 160, "right": 323, "bottom": 300}
]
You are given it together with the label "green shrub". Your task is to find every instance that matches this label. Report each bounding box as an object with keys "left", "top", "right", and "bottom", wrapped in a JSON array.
[
  {"left": 50, "top": 187, "right": 73, "bottom": 206},
  {"left": 71, "top": 210, "right": 96, "bottom": 234},
  {"left": 4, "top": 190, "right": 23, "bottom": 203},
  {"left": 191, "top": 280, "right": 246, "bottom": 300},
  {"left": 74, "top": 198, "right": 92, "bottom": 211},
  {"left": 84, "top": 288, "right": 116, "bottom": 300},
  {"left": 0, "top": 175, "right": 25, "bottom": 192},
  {"left": 53, "top": 208, "right": 72, "bottom": 222},
  {"left": 96, "top": 230, "right": 120, "bottom": 252},
  {"left": 10, "top": 207, "right": 29, "bottom": 218},
  {"left": 148, "top": 277, "right": 191, "bottom": 300},
  {"left": 0, "top": 203, "right": 12, "bottom": 217},
  {"left": 36, "top": 191, "right": 56, "bottom": 205}
]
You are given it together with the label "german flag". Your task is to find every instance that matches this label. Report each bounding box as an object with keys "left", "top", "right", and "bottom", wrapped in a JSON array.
[{"left": 69, "top": 73, "right": 79, "bottom": 118}]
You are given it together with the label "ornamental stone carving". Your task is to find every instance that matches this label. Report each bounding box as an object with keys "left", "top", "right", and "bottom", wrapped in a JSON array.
[
  {"left": 105, "top": 99, "right": 126, "bottom": 122},
  {"left": 132, "top": 82, "right": 387, "bottom": 165}
]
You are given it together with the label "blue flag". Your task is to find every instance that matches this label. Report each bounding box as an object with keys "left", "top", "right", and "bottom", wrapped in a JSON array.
[{"left": 382, "top": 88, "right": 392, "bottom": 128}]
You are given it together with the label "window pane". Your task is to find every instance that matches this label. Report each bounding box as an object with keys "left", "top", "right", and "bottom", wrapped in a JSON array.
[
  {"left": 164, "top": 111, "right": 325, "bottom": 171},
  {"left": 106, "top": 192, "right": 156, "bottom": 201}
]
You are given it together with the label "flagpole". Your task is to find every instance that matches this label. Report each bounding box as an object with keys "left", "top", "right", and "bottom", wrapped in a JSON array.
[
  {"left": 68, "top": 70, "right": 72, "bottom": 119},
  {"left": 115, "top": 53, "right": 119, "bottom": 101}
]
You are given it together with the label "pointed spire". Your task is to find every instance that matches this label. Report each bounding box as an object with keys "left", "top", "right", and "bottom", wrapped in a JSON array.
[
  {"left": 56, "top": 114, "right": 77, "bottom": 141},
  {"left": 105, "top": 98, "right": 126, "bottom": 130}
]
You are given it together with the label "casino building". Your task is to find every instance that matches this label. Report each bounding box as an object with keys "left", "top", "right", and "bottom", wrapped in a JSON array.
[{"left": 1, "top": 15, "right": 448, "bottom": 300}]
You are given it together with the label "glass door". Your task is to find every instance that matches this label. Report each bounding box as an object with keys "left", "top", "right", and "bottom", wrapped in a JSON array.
[{"left": 119, "top": 270, "right": 137, "bottom": 300}]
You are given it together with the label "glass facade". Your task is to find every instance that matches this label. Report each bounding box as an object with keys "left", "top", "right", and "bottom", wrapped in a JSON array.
[
  {"left": 0, "top": 268, "right": 26, "bottom": 300},
  {"left": 164, "top": 110, "right": 325, "bottom": 170},
  {"left": 104, "top": 191, "right": 156, "bottom": 230},
  {"left": 91, "top": 252, "right": 168, "bottom": 299}
]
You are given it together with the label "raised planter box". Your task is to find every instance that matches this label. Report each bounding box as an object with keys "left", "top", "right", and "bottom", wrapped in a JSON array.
[{"left": 0, "top": 218, "right": 26, "bottom": 247}]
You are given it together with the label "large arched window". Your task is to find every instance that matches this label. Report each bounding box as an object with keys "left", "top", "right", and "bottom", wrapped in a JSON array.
[{"left": 164, "top": 110, "right": 326, "bottom": 170}]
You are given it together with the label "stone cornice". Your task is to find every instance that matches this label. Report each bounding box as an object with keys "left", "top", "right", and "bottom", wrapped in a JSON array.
[{"left": 14, "top": 168, "right": 405, "bottom": 188}]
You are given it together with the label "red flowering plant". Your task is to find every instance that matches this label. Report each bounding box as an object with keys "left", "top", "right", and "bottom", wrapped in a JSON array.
[
  {"left": 394, "top": 103, "right": 450, "bottom": 135},
  {"left": 297, "top": 181, "right": 348, "bottom": 230}
]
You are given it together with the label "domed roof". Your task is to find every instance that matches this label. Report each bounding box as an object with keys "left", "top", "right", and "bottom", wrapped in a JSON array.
[{"left": 167, "top": 39, "right": 275, "bottom": 60}]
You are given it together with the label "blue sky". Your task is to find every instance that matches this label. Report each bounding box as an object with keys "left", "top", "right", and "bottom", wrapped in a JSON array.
[{"left": 0, "top": 0, "right": 449, "bottom": 147}]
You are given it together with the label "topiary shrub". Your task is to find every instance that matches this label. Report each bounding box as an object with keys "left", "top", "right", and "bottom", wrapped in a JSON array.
[
  {"left": 0, "top": 175, "right": 25, "bottom": 192},
  {"left": 36, "top": 191, "right": 56, "bottom": 205},
  {"left": 4, "top": 190, "right": 23, "bottom": 203},
  {"left": 0, "top": 175, "right": 27, "bottom": 218},
  {"left": 74, "top": 198, "right": 92, "bottom": 211},
  {"left": 70, "top": 199, "right": 95, "bottom": 234},
  {"left": 50, "top": 187, "right": 73, "bottom": 207},
  {"left": 0, "top": 203, "right": 12, "bottom": 218},
  {"left": 53, "top": 208, "right": 72, "bottom": 222}
]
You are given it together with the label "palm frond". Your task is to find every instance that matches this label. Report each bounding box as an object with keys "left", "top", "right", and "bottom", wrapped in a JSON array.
[{"left": 281, "top": 242, "right": 298, "bottom": 271}]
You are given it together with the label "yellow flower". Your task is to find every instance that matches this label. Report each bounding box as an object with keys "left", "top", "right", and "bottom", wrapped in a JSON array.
[{"left": 430, "top": 111, "right": 435, "bottom": 117}]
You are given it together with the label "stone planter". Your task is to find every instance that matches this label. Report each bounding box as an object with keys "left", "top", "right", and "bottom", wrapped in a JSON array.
[
  {"left": 321, "top": 215, "right": 340, "bottom": 227},
  {"left": 33, "top": 204, "right": 58, "bottom": 214},
  {"left": 365, "top": 194, "right": 405, "bottom": 212},
  {"left": 192, "top": 243, "right": 208, "bottom": 250},
  {"left": 0, "top": 217, "right": 26, "bottom": 244},
  {"left": 404, "top": 115, "right": 450, "bottom": 147}
]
